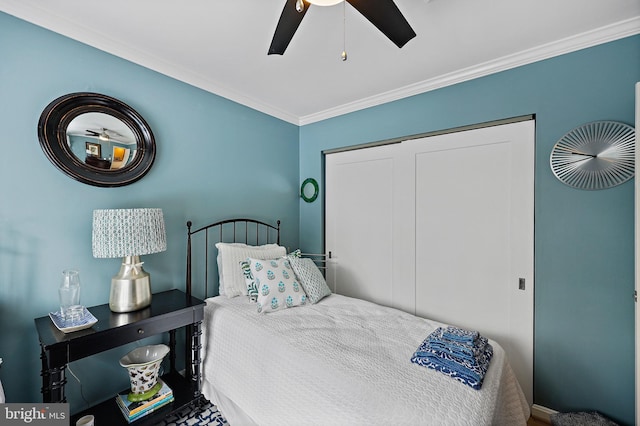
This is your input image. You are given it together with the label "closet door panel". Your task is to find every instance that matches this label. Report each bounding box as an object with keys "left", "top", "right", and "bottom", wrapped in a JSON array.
[
  {"left": 325, "top": 145, "right": 398, "bottom": 306},
  {"left": 409, "top": 120, "right": 534, "bottom": 405},
  {"left": 635, "top": 81, "right": 639, "bottom": 426},
  {"left": 413, "top": 141, "right": 511, "bottom": 329}
]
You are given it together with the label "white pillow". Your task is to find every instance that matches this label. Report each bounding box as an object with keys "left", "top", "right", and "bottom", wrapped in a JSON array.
[
  {"left": 288, "top": 256, "right": 332, "bottom": 304},
  {"left": 216, "top": 253, "right": 225, "bottom": 296},
  {"left": 245, "top": 257, "right": 307, "bottom": 313},
  {"left": 215, "top": 243, "right": 286, "bottom": 298}
]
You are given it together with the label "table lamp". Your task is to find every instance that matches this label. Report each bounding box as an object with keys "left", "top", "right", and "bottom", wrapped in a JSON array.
[{"left": 92, "top": 208, "right": 167, "bottom": 312}]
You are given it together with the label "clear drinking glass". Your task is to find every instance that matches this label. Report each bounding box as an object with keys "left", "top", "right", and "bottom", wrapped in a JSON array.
[{"left": 59, "top": 269, "right": 82, "bottom": 321}]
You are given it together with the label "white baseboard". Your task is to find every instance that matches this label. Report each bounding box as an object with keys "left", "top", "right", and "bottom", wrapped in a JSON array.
[{"left": 531, "top": 404, "right": 558, "bottom": 423}]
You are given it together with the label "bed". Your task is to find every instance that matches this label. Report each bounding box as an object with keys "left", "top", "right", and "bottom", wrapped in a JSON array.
[{"left": 186, "top": 218, "right": 530, "bottom": 425}]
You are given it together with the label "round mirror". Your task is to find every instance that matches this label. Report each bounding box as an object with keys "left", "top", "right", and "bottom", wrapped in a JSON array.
[
  {"left": 300, "top": 178, "right": 319, "bottom": 203},
  {"left": 38, "top": 92, "right": 156, "bottom": 187}
]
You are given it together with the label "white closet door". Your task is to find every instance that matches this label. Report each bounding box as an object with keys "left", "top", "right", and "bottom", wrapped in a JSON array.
[
  {"left": 634, "top": 81, "right": 639, "bottom": 426},
  {"left": 408, "top": 120, "right": 534, "bottom": 405},
  {"left": 325, "top": 119, "right": 534, "bottom": 405},
  {"left": 325, "top": 144, "right": 407, "bottom": 308}
]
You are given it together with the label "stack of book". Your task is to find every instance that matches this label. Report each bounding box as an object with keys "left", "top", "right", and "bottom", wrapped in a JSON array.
[{"left": 116, "top": 379, "right": 173, "bottom": 423}]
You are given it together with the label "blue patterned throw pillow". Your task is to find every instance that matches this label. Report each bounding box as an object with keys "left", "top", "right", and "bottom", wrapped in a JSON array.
[
  {"left": 287, "top": 256, "right": 331, "bottom": 304},
  {"left": 245, "top": 256, "right": 308, "bottom": 314},
  {"left": 240, "top": 260, "right": 258, "bottom": 302}
]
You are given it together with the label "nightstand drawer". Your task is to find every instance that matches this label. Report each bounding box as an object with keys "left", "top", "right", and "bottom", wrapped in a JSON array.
[{"left": 109, "top": 310, "right": 196, "bottom": 344}]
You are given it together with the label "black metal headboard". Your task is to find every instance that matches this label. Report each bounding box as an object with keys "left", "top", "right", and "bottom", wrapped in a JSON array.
[{"left": 186, "top": 218, "right": 281, "bottom": 299}]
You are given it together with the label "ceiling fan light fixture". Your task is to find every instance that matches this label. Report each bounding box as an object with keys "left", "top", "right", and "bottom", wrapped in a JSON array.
[
  {"left": 307, "top": 0, "right": 342, "bottom": 6},
  {"left": 269, "top": 0, "right": 415, "bottom": 55}
]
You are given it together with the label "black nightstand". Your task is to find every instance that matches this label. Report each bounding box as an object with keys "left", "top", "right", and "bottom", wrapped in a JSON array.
[{"left": 34, "top": 289, "right": 205, "bottom": 425}]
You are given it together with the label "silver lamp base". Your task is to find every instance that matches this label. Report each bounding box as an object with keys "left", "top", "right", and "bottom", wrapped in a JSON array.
[{"left": 110, "top": 255, "right": 153, "bottom": 313}]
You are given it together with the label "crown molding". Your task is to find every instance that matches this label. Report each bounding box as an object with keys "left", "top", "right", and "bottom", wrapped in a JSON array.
[
  {"left": 299, "top": 16, "right": 640, "bottom": 125},
  {"left": 1, "top": 2, "right": 638, "bottom": 126},
  {"left": 0, "top": 1, "right": 300, "bottom": 124}
]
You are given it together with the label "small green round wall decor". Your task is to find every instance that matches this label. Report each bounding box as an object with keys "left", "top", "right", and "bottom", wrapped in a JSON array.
[{"left": 300, "top": 178, "right": 319, "bottom": 203}]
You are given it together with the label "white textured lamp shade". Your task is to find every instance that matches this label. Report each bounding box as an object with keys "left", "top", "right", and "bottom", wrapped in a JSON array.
[
  {"left": 92, "top": 208, "right": 166, "bottom": 258},
  {"left": 92, "top": 208, "right": 166, "bottom": 312}
]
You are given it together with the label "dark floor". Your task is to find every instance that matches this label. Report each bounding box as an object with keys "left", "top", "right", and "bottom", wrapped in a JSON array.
[{"left": 528, "top": 416, "right": 550, "bottom": 426}]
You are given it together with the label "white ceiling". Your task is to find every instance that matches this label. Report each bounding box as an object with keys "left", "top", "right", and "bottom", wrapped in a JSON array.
[{"left": 1, "top": 0, "right": 639, "bottom": 125}]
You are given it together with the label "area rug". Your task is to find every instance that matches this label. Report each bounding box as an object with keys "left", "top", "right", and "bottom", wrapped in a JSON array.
[
  {"left": 550, "top": 411, "right": 618, "bottom": 426},
  {"left": 158, "top": 399, "right": 228, "bottom": 426}
]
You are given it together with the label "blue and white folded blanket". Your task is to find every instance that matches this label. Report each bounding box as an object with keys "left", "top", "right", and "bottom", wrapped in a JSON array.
[
  {"left": 441, "top": 325, "right": 479, "bottom": 344},
  {"left": 425, "top": 327, "right": 488, "bottom": 362},
  {"left": 411, "top": 343, "right": 493, "bottom": 390},
  {"left": 411, "top": 326, "right": 493, "bottom": 390}
]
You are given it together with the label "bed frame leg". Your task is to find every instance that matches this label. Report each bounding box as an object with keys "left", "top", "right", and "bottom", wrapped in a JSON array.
[{"left": 189, "top": 321, "right": 202, "bottom": 398}]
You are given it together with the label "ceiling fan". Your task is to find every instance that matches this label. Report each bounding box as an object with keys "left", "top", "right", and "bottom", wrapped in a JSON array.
[
  {"left": 86, "top": 128, "right": 117, "bottom": 141},
  {"left": 268, "top": 0, "right": 416, "bottom": 55},
  {"left": 85, "top": 128, "right": 136, "bottom": 145}
]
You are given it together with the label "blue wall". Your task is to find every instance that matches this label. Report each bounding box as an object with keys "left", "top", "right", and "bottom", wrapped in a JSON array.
[
  {"left": 299, "top": 36, "right": 640, "bottom": 425},
  {"left": 0, "top": 12, "right": 299, "bottom": 411}
]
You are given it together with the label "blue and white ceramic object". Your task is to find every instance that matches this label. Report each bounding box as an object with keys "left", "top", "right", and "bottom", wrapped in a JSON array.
[
  {"left": 49, "top": 307, "right": 97, "bottom": 333},
  {"left": 119, "top": 344, "right": 170, "bottom": 401}
]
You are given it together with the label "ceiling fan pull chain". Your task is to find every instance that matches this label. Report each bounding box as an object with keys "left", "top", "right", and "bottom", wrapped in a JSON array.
[{"left": 341, "top": 0, "right": 347, "bottom": 61}]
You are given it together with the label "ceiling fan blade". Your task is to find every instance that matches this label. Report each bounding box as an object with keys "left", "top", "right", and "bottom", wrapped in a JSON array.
[
  {"left": 268, "top": 0, "right": 310, "bottom": 55},
  {"left": 346, "top": 0, "right": 416, "bottom": 48},
  {"left": 105, "top": 129, "right": 125, "bottom": 138}
]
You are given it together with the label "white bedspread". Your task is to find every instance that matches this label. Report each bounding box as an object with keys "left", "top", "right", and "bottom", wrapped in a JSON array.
[{"left": 201, "top": 294, "right": 529, "bottom": 426}]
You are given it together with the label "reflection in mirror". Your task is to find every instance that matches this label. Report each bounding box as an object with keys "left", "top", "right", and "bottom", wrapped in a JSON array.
[
  {"left": 38, "top": 92, "right": 156, "bottom": 187},
  {"left": 66, "top": 112, "right": 137, "bottom": 170}
]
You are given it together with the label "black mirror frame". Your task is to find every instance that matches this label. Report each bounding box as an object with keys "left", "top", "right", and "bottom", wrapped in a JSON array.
[{"left": 38, "top": 92, "right": 156, "bottom": 187}]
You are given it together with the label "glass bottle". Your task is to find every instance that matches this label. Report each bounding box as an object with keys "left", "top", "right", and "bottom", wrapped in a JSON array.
[{"left": 59, "top": 269, "right": 81, "bottom": 321}]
